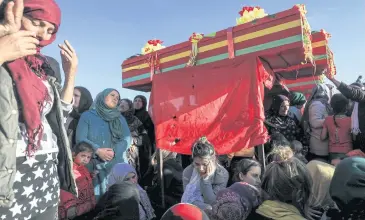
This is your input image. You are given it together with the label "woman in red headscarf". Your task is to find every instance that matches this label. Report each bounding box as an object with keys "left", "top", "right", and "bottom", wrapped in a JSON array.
[{"left": 0, "top": 0, "right": 78, "bottom": 219}]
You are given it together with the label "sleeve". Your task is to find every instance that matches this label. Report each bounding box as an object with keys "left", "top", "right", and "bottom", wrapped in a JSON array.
[
  {"left": 182, "top": 165, "right": 194, "bottom": 190},
  {"left": 338, "top": 82, "right": 365, "bottom": 103},
  {"left": 309, "top": 102, "right": 326, "bottom": 129},
  {"left": 75, "top": 113, "right": 101, "bottom": 153},
  {"left": 120, "top": 116, "right": 132, "bottom": 162},
  {"left": 320, "top": 118, "right": 329, "bottom": 141},
  {"left": 200, "top": 166, "right": 229, "bottom": 205},
  {"left": 161, "top": 167, "right": 174, "bottom": 189}
]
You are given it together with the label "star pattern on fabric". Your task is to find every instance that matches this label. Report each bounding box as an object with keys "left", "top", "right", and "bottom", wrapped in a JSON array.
[
  {"left": 33, "top": 166, "right": 44, "bottom": 179},
  {"left": 14, "top": 171, "right": 24, "bottom": 182},
  {"left": 29, "top": 197, "right": 38, "bottom": 209},
  {"left": 22, "top": 185, "right": 33, "bottom": 197},
  {"left": 9, "top": 203, "right": 23, "bottom": 217},
  {"left": 23, "top": 157, "right": 38, "bottom": 167}
]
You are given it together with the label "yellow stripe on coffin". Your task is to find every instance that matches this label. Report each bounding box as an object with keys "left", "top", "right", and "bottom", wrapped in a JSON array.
[{"left": 122, "top": 20, "right": 302, "bottom": 73}]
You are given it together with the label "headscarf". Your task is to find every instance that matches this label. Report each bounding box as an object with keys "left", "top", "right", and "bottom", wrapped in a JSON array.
[
  {"left": 91, "top": 182, "right": 141, "bottom": 220},
  {"left": 349, "top": 82, "right": 364, "bottom": 136},
  {"left": 92, "top": 89, "right": 124, "bottom": 144},
  {"left": 307, "top": 160, "right": 335, "bottom": 209},
  {"left": 134, "top": 95, "right": 148, "bottom": 112},
  {"left": 107, "top": 163, "right": 155, "bottom": 220},
  {"left": 70, "top": 86, "right": 93, "bottom": 119},
  {"left": 208, "top": 182, "right": 262, "bottom": 220},
  {"left": 330, "top": 157, "right": 365, "bottom": 209},
  {"left": 120, "top": 99, "right": 135, "bottom": 124},
  {"left": 265, "top": 95, "right": 293, "bottom": 131},
  {"left": 6, "top": 0, "right": 61, "bottom": 156},
  {"left": 161, "top": 203, "right": 210, "bottom": 220},
  {"left": 290, "top": 92, "right": 306, "bottom": 106},
  {"left": 268, "top": 95, "right": 289, "bottom": 116},
  {"left": 301, "top": 84, "right": 331, "bottom": 127}
]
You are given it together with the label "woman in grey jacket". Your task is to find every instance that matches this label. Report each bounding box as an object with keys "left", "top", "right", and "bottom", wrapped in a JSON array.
[
  {"left": 0, "top": 0, "right": 78, "bottom": 219},
  {"left": 181, "top": 137, "right": 229, "bottom": 211}
]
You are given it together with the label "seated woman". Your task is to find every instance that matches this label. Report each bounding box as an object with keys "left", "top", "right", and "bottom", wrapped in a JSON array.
[
  {"left": 306, "top": 160, "right": 336, "bottom": 220},
  {"left": 76, "top": 89, "right": 131, "bottom": 200},
  {"left": 181, "top": 137, "right": 229, "bottom": 210},
  {"left": 329, "top": 157, "right": 365, "bottom": 220},
  {"left": 146, "top": 149, "right": 184, "bottom": 219},
  {"left": 253, "top": 157, "right": 312, "bottom": 219},
  {"left": 74, "top": 182, "right": 141, "bottom": 220},
  {"left": 231, "top": 159, "right": 262, "bottom": 188},
  {"left": 107, "top": 163, "right": 155, "bottom": 220}
]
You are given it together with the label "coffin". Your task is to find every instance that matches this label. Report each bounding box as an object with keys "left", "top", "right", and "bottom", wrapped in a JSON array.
[
  {"left": 122, "top": 5, "right": 313, "bottom": 92},
  {"left": 275, "top": 29, "right": 336, "bottom": 80}
]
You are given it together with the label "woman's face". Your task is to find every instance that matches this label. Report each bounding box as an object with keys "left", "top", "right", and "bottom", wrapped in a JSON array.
[
  {"left": 73, "top": 88, "right": 81, "bottom": 109},
  {"left": 104, "top": 90, "right": 120, "bottom": 109},
  {"left": 193, "top": 157, "right": 211, "bottom": 176},
  {"left": 133, "top": 98, "right": 144, "bottom": 110},
  {"left": 119, "top": 100, "right": 130, "bottom": 113},
  {"left": 279, "top": 100, "right": 290, "bottom": 116},
  {"left": 239, "top": 166, "right": 262, "bottom": 187},
  {"left": 124, "top": 172, "right": 138, "bottom": 184},
  {"left": 21, "top": 16, "right": 56, "bottom": 42}
]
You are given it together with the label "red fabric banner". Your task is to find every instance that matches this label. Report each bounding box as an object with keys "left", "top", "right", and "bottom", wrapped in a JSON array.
[{"left": 149, "top": 57, "right": 269, "bottom": 155}]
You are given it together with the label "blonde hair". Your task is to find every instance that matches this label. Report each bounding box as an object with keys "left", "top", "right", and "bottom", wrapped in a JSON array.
[
  {"left": 307, "top": 160, "right": 335, "bottom": 209},
  {"left": 267, "top": 146, "right": 294, "bottom": 163}
]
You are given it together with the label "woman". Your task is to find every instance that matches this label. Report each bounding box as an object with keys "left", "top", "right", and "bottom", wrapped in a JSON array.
[
  {"left": 0, "top": 0, "right": 78, "bottom": 219},
  {"left": 107, "top": 163, "right": 155, "bottom": 220},
  {"left": 76, "top": 89, "right": 131, "bottom": 200},
  {"left": 306, "top": 160, "right": 336, "bottom": 220},
  {"left": 134, "top": 95, "right": 155, "bottom": 149},
  {"left": 302, "top": 84, "right": 332, "bottom": 162},
  {"left": 288, "top": 92, "right": 307, "bottom": 123},
  {"left": 254, "top": 157, "right": 312, "bottom": 220},
  {"left": 231, "top": 159, "right": 261, "bottom": 188},
  {"left": 120, "top": 98, "right": 152, "bottom": 179},
  {"left": 326, "top": 75, "right": 365, "bottom": 153},
  {"left": 66, "top": 86, "right": 93, "bottom": 147},
  {"left": 182, "top": 137, "right": 229, "bottom": 210},
  {"left": 146, "top": 149, "right": 184, "bottom": 219},
  {"left": 75, "top": 182, "right": 141, "bottom": 220},
  {"left": 208, "top": 182, "right": 263, "bottom": 220},
  {"left": 265, "top": 95, "right": 306, "bottom": 145},
  {"left": 329, "top": 157, "right": 365, "bottom": 219}
]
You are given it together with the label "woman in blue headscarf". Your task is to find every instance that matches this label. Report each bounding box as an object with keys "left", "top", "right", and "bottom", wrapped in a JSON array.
[{"left": 76, "top": 89, "right": 131, "bottom": 200}]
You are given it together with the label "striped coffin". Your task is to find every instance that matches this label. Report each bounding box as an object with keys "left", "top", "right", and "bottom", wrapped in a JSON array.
[
  {"left": 282, "top": 75, "right": 323, "bottom": 98},
  {"left": 275, "top": 29, "right": 336, "bottom": 80},
  {"left": 122, "top": 5, "right": 312, "bottom": 92}
]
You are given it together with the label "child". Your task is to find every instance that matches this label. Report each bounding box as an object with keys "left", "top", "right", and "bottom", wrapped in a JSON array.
[
  {"left": 59, "top": 142, "right": 96, "bottom": 219},
  {"left": 321, "top": 94, "right": 353, "bottom": 165},
  {"left": 291, "top": 140, "right": 308, "bottom": 164}
]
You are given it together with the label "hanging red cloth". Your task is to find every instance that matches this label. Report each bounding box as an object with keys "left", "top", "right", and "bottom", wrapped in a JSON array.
[{"left": 149, "top": 57, "right": 269, "bottom": 155}]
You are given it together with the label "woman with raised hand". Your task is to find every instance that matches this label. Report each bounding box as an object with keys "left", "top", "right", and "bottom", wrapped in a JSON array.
[{"left": 0, "top": 0, "right": 79, "bottom": 219}]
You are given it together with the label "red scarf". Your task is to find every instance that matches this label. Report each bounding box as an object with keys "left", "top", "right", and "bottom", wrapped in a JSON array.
[{"left": 6, "top": 0, "right": 61, "bottom": 156}]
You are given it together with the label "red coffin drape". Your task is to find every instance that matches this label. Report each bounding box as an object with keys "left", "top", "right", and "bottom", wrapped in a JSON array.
[{"left": 149, "top": 57, "right": 269, "bottom": 155}]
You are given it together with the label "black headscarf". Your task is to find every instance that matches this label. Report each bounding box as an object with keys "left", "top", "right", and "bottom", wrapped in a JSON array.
[
  {"left": 70, "top": 86, "right": 93, "bottom": 119},
  {"left": 75, "top": 182, "right": 141, "bottom": 220},
  {"left": 267, "top": 95, "right": 289, "bottom": 116},
  {"left": 134, "top": 95, "right": 155, "bottom": 145}
]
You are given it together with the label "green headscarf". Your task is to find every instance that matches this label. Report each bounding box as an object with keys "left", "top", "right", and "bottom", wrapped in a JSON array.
[
  {"left": 289, "top": 92, "right": 306, "bottom": 106},
  {"left": 93, "top": 88, "right": 124, "bottom": 143}
]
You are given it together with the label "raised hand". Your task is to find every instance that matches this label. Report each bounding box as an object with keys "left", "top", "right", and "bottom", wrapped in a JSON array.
[
  {"left": 0, "top": 0, "right": 24, "bottom": 36},
  {"left": 58, "top": 40, "right": 78, "bottom": 80}
]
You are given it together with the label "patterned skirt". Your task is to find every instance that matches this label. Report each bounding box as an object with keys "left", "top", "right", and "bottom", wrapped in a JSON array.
[{"left": 0, "top": 152, "right": 59, "bottom": 220}]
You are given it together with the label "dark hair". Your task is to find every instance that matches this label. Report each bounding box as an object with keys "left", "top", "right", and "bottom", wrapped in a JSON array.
[
  {"left": 191, "top": 137, "right": 215, "bottom": 158},
  {"left": 0, "top": 0, "right": 12, "bottom": 21},
  {"left": 74, "top": 142, "right": 94, "bottom": 155},
  {"left": 76, "top": 182, "right": 140, "bottom": 220},
  {"left": 264, "top": 132, "right": 291, "bottom": 155},
  {"left": 330, "top": 94, "right": 349, "bottom": 127},
  {"left": 262, "top": 157, "right": 312, "bottom": 217},
  {"left": 233, "top": 159, "right": 261, "bottom": 182}
]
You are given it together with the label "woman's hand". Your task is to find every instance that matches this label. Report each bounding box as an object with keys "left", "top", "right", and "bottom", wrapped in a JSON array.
[
  {"left": 201, "top": 161, "right": 216, "bottom": 180},
  {"left": 59, "top": 40, "right": 78, "bottom": 80},
  {"left": 0, "top": 0, "right": 23, "bottom": 37},
  {"left": 0, "top": 31, "right": 39, "bottom": 64},
  {"left": 96, "top": 148, "right": 115, "bottom": 161}
]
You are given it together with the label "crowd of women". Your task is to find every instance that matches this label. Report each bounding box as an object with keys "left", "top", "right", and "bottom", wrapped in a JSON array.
[{"left": 1, "top": 0, "right": 365, "bottom": 219}]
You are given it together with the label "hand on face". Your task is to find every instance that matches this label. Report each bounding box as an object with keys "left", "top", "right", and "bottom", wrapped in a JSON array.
[
  {"left": 0, "top": 0, "right": 23, "bottom": 37},
  {"left": 0, "top": 30, "right": 39, "bottom": 63},
  {"left": 59, "top": 40, "right": 78, "bottom": 80},
  {"left": 194, "top": 157, "right": 216, "bottom": 180}
]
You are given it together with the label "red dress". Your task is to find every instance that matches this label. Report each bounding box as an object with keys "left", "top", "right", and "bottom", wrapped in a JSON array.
[{"left": 58, "top": 163, "right": 96, "bottom": 219}]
